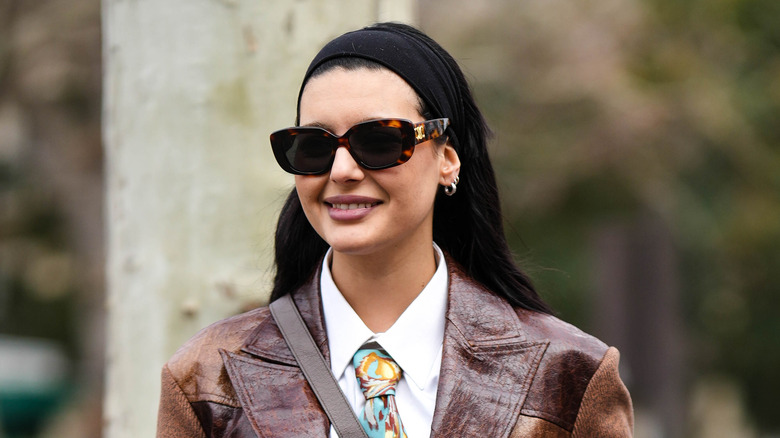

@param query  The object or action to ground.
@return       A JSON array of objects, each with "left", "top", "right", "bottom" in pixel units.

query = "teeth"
[{"left": 333, "top": 203, "right": 372, "bottom": 210}]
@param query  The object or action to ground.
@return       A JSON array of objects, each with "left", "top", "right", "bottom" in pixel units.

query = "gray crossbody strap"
[{"left": 269, "top": 294, "right": 369, "bottom": 438}]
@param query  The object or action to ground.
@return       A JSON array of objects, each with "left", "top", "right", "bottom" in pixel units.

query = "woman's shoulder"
[
  {"left": 514, "top": 306, "right": 609, "bottom": 360},
  {"left": 511, "top": 307, "right": 630, "bottom": 432},
  {"left": 448, "top": 269, "right": 632, "bottom": 432},
  {"left": 164, "top": 306, "right": 271, "bottom": 380}
]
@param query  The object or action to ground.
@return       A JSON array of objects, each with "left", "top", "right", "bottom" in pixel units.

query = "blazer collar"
[
  {"left": 221, "top": 272, "right": 332, "bottom": 437},
  {"left": 429, "top": 260, "right": 547, "bottom": 438},
  {"left": 224, "top": 258, "right": 546, "bottom": 438},
  {"left": 241, "top": 273, "right": 329, "bottom": 365}
]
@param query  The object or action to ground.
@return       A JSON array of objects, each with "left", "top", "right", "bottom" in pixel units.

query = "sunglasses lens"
[
  {"left": 349, "top": 126, "right": 406, "bottom": 168},
  {"left": 284, "top": 132, "right": 335, "bottom": 173}
]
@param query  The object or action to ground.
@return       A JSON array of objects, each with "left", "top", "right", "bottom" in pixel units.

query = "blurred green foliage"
[
  {"left": 0, "top": 170, "right": 78, "bottom": 357},
  {"left": 426, "top": 0, "right": 779, "bottom": 432}
]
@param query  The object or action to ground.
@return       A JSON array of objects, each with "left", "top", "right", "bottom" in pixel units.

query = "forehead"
[{"left": 298, "top": 67, "right": 422, "bottom": 129}]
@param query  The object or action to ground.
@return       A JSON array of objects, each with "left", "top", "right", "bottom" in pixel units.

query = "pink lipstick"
[{"left": 324, "top": 195, "right": 382, "bottom": 221}]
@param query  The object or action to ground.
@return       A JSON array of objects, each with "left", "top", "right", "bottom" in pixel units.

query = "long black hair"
[{"left": 270, "top": 22, "right": 551, "bottom": 314}]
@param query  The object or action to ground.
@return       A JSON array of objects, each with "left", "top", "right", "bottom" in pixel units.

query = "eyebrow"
[{"left": 301, "top": 121, "right": 331, "bottom": 129}]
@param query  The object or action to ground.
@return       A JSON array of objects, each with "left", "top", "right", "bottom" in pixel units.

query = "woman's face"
[{"left": 296, "top": 67, "right": 459, "bottom": 257}]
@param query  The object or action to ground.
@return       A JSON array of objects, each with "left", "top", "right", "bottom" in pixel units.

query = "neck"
[{"left": 330, "top": 240, "right": 437, "bottom": 333}]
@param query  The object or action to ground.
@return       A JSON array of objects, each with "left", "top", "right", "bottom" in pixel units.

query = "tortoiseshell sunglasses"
[{"left": 270, "top": 118, "right": 450, "bottom": 175}]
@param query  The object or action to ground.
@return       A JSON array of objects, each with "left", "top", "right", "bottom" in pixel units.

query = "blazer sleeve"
[
  {"left": 157, "top": 364, "right": 208, "bottom": 438},
  {"left": 571, "top": 347, "right": 634, "bottom": 437}
]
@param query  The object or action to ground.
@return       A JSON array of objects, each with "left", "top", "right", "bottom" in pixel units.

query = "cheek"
[
  {"left": 381, "top": 167, "right": 439, "bottom": 207},
  {"left": 294, "top": 176, "right": 323, "bottom": 212},
  {"left": 408, "top": 150, "right": 445, "bottom": 189}
]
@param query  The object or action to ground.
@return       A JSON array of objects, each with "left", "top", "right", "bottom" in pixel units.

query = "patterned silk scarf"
[{"left": 352, "top": 342, "right": 408, "bottom": 438}]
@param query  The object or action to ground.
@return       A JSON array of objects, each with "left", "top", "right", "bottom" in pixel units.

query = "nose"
[{"left": 329, "top": 146, "right": 364, "bottom": 183}]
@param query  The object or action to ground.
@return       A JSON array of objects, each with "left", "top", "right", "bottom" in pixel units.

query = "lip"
[{"left": 324, "top": 195, "right": 382, "bottom": 221}]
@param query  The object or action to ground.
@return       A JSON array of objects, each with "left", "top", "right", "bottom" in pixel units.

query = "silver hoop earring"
[{"left": 443, "top": 176, "right": 459, "bottom": 196}]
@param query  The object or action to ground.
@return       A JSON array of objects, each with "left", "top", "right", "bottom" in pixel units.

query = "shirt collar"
[{"left": 321, "top": 244, "right": 448, "bottom": 390}]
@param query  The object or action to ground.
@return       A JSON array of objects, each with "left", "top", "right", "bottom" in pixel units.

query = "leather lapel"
[
  {"left": 221, "top": 275, "right": 332, "bottom": 438},
  {"left": 430, "top": 262, "right": 547, "bottom": 438}
]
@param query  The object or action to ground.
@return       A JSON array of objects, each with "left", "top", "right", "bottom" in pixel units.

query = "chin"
[
  {"left": 328, "top": 242, "right": 379, "bottom": 257},
  {"left": 325, "top": 234, "right": 386, "bottom": 257}
]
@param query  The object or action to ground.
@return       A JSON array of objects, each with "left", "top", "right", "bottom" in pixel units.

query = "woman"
[{"left": 157, "top": 22, "right": 633, "bottom": 437}]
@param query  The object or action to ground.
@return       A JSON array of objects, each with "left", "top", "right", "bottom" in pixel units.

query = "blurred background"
[{"left": 1, "top": 0, "right": 778, "bottom": 437}]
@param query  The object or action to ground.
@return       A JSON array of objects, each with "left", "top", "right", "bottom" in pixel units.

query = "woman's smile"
[{"left": 324, "top": 195, "right": 382, "bottom": 220}]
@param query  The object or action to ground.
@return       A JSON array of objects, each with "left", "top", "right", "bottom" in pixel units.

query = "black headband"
[{"left": 296, "top": 26, "right": 463, "bottom": 146}]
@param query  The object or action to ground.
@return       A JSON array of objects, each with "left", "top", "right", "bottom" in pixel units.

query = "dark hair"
[{"left": 270, "top": 22, "right": 551, "bottom": 314}]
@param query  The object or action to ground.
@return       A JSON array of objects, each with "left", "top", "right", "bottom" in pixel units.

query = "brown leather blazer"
[{"left": 157, "top": 260, "right": 633, "bottom": 437}]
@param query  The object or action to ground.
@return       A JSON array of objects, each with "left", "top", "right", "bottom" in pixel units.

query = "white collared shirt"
[{"left": 322, "top": 244, "right": 448, "bottom": 438}]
